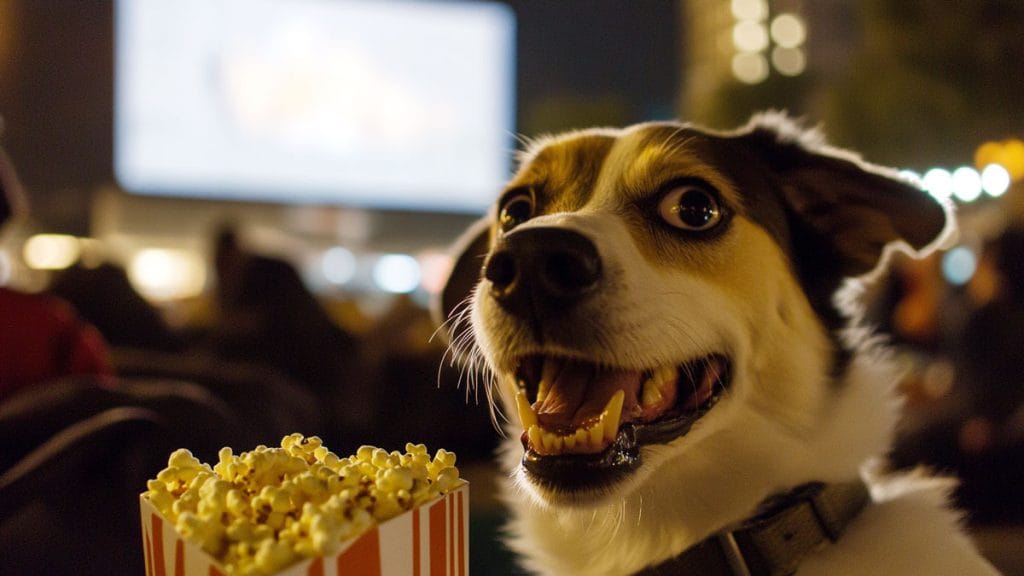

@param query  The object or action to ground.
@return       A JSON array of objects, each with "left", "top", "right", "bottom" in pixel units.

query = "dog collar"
[{"left": 636, "top": 479, "right": 871, "bottom": 576}]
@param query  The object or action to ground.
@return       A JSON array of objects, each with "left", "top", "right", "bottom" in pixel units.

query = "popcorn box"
[{"left": 141, "top": 482, "right": 469, "bottom": 576}]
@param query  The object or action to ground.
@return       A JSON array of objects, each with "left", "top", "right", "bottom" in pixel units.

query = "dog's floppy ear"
[
  {"left": 432, "top": 217, "right": 492, "bottom": 346},
  {"left": 738, "top": 114, "right": 952, "bottom": 282}
]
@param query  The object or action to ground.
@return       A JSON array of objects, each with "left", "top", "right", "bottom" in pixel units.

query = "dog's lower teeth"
[
  {"left": 525, "top": 390, "right": 624, "bottom": 455},
  {"left": 574, "top": 427, "right": 588, "bottom": 447},
  {"left": 587, "top": 424, "right": 603, "bottom": 448}
]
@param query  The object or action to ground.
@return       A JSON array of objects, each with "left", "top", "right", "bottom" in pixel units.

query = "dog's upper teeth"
[
  {"left": 641, "top": 383, "right": 663, "bottom": 408},
  {"left": 537, "top": 379, "right": 551, "bottom": 402},
  {"left": 641, "top": 365, "right": 676, "bottom": 408},
  {"left": 516, "top": 391, "right": 538, "bottom": 429},
  {"left": 603, "top": 389, "right": 624, "bottom": 442},
  {"left": 523, "top": 389, "right": 625, "bottom": 456}
]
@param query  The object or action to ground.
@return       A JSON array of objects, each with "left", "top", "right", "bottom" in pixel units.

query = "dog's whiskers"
[
  {"left": 652, "top": 125, "right": 696, "bottom": 160},
  {"left": 437, "top": 292, "right": 511, "bottom": 433},
  {"left": 635, "top": 494, "right": 644, "bottom": 527},
  {"left": 507, "top": 130, "right": 537, "bottom": 155}
]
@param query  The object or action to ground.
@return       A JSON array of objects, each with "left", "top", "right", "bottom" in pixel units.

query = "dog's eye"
[
  {"left": 499, "top": 191, "right": 535, "bottom": 232},
  {"left": 658, "top": 184, "right": 724, "bottom": 232}
]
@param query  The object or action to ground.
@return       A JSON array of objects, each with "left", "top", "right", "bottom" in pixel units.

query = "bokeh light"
[
  {"left": 321, "top": 246, "right": 357, "bottom": 285},
  {"left": 730, "top": 0, "right": 767, "bottom": 21},
  {"left": 769, "top": 14, "right": 806, "bottom": 48},
  {"left": 922, "top": 168, "right": 953, "bottom": 200},
  {"left": 771, "top": 46, "right": 806, "bottom": 76},
  {"left": 417, "top": 251, "right": 453, "bottom": 296},
  {"left": 22, "top": 234, "right": 81, "bottom": 270},
  {"left": 732, "top": 52, "right": 769, "bottom": 84},
  {"left": 128, "top": 248, "right": 206, "bottom": 301},
  {"left": 372, "top": 253, "right": 421, "bottom": 294},
  {"left": 951, "top": 166, "right": 982, "bottom": 203},
  {"left": 732, "top": 20, "right": 769, "bottom": 53},
  {"left": 980, "top": 164, "right": 1011, "bottom": 197},
  {"left": 942, "top": 245, "right": 977, "bottom": 286}
]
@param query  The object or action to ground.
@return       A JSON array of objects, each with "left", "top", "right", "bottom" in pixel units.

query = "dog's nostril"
[
  {"left": 542, "top": 250, "right": 600, "bottom": 296},
  {"left": 484, "top": 250, "right": 518, "bottom": 291}
]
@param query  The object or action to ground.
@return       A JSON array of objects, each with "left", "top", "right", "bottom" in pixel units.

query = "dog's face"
[{"left": 440, "top": 115, "right": 948, "bottom": 511}]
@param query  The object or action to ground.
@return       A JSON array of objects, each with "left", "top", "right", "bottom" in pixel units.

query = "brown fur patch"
[{"left": 508, "top": 131, "right": 618, "bottom": 214}]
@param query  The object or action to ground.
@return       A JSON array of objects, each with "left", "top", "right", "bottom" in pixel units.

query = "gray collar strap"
[{"left": 636, "top": 480, "right": 872, "bottom": 576}]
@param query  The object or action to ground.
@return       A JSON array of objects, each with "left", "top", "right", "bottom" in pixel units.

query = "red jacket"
[{"left": 0, "top": 286, "right": 114, "bottom": 399}]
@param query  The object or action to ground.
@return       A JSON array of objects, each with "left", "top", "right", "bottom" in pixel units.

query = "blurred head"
[
  {"left": 1, "top": 118, "right": 29, "bottom": 228},
  {"left": 213, "top": 222, "right": 243, "bottom": 269}
]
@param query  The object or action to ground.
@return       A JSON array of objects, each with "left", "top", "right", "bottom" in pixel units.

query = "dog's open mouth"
[{"left": 512, "top": 354, "right": 731, "bottom": 490}]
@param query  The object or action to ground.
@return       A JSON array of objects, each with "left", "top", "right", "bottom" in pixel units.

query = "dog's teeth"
[
  {"left": 537, "top": 379, "right": 551, "bottom": 402},
  {"left": 523, "top": 389, "right": 624, "bottom": 455},
  {"left": 563, "top": 432, "right": 577, "bottom": 449},
  {"left": 642, "top": 365, "right": 676, "bottom": 408},
  {"left": 603, "top": 389, "right": 624, "bottom": 442},
  {"left": 527, "top": 425, "right": 543, "bottom": 452},
  {"left": 543, "top": 430, "right": 561, "bottom": 452},
  {"left": 641, "top": 377, "right": 663, "bottom": 407},
  {"left": 515, "top": 391, "right": 538, "bottom": 429},
  {"left": 548, "top": 431, "right": 564, "bottom": 452},
  {"left": 574, "top": 427, "right": 589, "bottom": 449}
]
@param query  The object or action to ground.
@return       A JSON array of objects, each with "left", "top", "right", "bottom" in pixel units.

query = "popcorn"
[{"left": 143, "top": 436, "right": 462, "bottom": 576}]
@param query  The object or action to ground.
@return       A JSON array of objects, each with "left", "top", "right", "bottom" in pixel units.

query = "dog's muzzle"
[
  {"left": 484, "top": 227, "right": 602, "bottom": 327},
  {"left": 480, "top": 226, "right": 733, "bottom": 494}
]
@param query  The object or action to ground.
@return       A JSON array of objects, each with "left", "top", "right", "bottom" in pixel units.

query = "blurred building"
[{"left": 685, "top": 1, "right": 1024, "bottom": 166}]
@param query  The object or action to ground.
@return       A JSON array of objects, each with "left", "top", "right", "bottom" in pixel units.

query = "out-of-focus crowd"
[{"left": 0, "top": 131, "right": 498, "bottom": 573}]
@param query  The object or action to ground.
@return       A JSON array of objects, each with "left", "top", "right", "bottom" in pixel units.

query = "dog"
[{"left": 436, "top": 113, "right": 1001, "bottom": 575}]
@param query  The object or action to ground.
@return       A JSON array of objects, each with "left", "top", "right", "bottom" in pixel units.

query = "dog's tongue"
[{"left": 533, "top": 359, "right": 642, "bottom": 432}]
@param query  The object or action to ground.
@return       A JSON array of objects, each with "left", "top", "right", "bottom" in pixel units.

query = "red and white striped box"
[{"left": 140, "top": 483, "right": 469, "bottom": 576}]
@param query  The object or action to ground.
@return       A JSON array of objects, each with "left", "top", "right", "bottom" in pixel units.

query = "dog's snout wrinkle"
[{"left": 484, "top": 227, "right": 602, "bottom": 322}]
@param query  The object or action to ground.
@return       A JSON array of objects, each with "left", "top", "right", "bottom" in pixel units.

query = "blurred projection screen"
[{"left": 115, "top": 0, "right": 516, "bottom": 212}]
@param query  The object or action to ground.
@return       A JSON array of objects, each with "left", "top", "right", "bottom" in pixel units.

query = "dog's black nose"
[{"left": 483, "top": 227, "right": 602, "bottom": 318}]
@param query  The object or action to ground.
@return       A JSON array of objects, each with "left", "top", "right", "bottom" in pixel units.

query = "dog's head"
[{"left": 438, "top": 114, "right": 949, "bottom": 509}]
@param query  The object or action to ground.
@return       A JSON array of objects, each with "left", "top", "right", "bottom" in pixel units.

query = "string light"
[{"left": 729, "top": 4, "right": 806, "bottom": 84}]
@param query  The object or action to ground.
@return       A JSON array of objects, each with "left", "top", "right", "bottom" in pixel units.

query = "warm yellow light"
[
  {"left": 770, "top": 14, "right": 807, "bottom": 48},
  {"left": 1001, "top": 139, "right": 1024, "bottom": 181},
  {"left": 975, "top": 139, "right": 1024, "bottom": 182},
  {"left": 128, "top": 248, "right": 207, "bottom": 301},
  {"left": 731, "top": 0, "right": 767, "bottom": 21},
  {"left": 975, "top": 141, "right": 1002, "bottom": 169},
  {"left": 22, "top": 234, "right": 81, "bottom": 270},
  {"left": 771, "top": 46, "right": 806, "bottom": 76},
  {"left": 732, "top": 52, "right": 769, "bottom": 84},
  {"left": 733, "top": 20, "right": 769, "bottom": 53}
]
